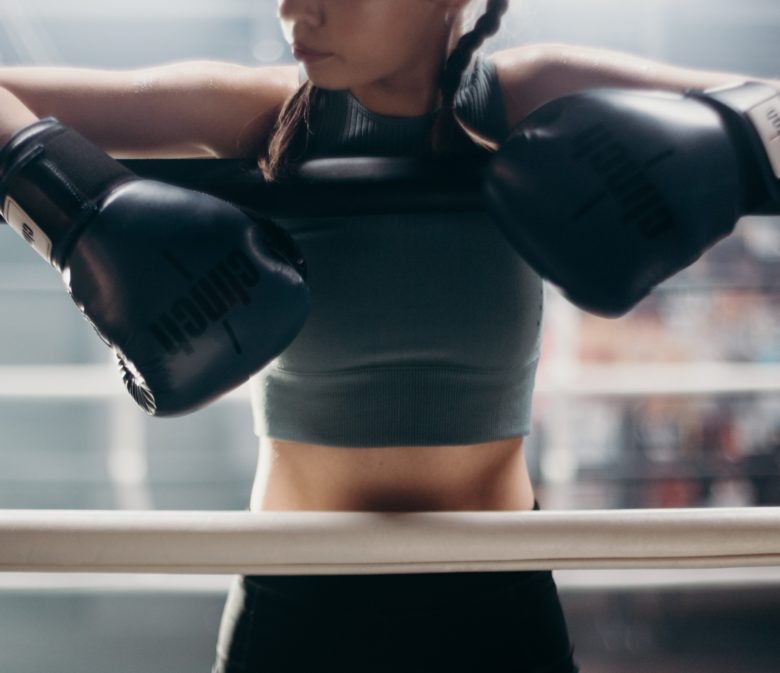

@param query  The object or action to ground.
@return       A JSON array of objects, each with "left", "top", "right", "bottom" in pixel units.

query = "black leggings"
[{"left": 212, "top": 568, "right": 579, "bottom": 672}]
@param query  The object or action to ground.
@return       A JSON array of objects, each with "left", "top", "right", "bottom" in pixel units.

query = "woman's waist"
[{"left": 250, "top": 436, "right": 535, "bottom": 512}]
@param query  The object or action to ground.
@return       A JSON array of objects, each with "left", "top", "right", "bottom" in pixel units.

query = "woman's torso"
[{"left": 250, "top": 60, "right": 537, "bottom": 514}]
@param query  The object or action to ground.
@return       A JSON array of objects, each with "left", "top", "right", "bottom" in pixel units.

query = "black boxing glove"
[
  {"left": 0, "top": 118, "right": 310, "bottom": 416},
  {"left": 483, "top": 82, "right": 780, "bottom": 317}
]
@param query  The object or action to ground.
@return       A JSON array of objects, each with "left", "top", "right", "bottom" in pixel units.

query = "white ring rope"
[
  {"left": 1, "top": 507, "right": 779, "bottom": 575},
  {"left": 2, "top": 362, "right": 780, "bottom": 399}
]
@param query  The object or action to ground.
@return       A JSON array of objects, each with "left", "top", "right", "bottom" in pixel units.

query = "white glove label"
[
  {"left": 747, "top": 94, "right": 780, "bottom": 179},
  {"left": 3, "top": 196, "right": 53, "bottom": 262}
]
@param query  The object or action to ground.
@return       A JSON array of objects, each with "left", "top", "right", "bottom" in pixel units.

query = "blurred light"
[
  {"left": 252, "top": 38, "right": 285, "bottom": 63},
  {"left": 742, "top": 216, "right": 780, "bottom": 260},
  {"left": 541, "top": 445, "right": 579, "bottom": 482}
]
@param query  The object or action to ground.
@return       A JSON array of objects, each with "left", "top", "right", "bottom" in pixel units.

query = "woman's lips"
[{"left": 293, "top": 45, "right": 332, "bottom": 63}]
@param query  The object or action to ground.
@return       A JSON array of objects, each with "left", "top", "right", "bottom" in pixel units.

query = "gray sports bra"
[{"left": 250, "top": 53, "right": 544, "bottom": 447}]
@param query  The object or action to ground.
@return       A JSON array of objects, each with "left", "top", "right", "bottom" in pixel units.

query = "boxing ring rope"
[
  {"left": 2, "top": 361, "right": 780, "bottom": 400},
  {"left": 1, "top": 507, "right": 779, "bottom": 575}
]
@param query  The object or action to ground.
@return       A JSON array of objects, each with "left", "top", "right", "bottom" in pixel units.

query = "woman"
[{"left": 0, "top": 1, "right": 777, "bottom": 671}]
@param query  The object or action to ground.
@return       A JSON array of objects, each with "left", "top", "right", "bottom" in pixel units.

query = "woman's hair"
[{"left": 260, "top": 0, "right": 510, "bottom": 182}]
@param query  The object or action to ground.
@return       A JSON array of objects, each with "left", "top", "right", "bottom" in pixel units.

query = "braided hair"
[
  {"left": 260, "top": 0, "right": 510, "bottom": 181},
  {"left": 429, "top": 0, "right": 509, "bottom": 156}
]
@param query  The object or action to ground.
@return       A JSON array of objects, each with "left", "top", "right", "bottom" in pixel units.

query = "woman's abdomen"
[{"left": 250, "top": 436, "right": 536, "bottom": 512}]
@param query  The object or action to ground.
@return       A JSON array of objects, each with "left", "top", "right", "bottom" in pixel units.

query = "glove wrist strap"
[
  {"left": 0, "top": 117, "right": 135, "bottom": 270},
  {"left": 691, "top": 81, "right": 780, "bottom": 214}
]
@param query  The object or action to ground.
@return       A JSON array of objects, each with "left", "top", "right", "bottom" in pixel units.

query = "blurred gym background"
[{"left": 0, "top": 1, "right": 779, "bottom": 671}]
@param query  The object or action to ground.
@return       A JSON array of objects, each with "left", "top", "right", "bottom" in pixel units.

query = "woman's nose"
[{"left": 277, "top": 0, "right": 324, "bottom": 27}]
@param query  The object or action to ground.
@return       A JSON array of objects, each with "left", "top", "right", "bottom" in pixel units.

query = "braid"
[{"left": 430, "top": 0, "right": 510, "bottom": 156}]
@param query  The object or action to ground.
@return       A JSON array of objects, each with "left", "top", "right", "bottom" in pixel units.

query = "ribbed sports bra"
[{"left": 249, "top": 53, "right": 544, "bottom": 447}]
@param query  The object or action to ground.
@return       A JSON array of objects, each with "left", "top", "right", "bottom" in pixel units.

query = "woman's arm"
[
  {"left": 0, "top": 61, "right": 297, "bottom": 158},
  {"left": 493, "top": 42, "right": 780, "bottom": 129}
]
